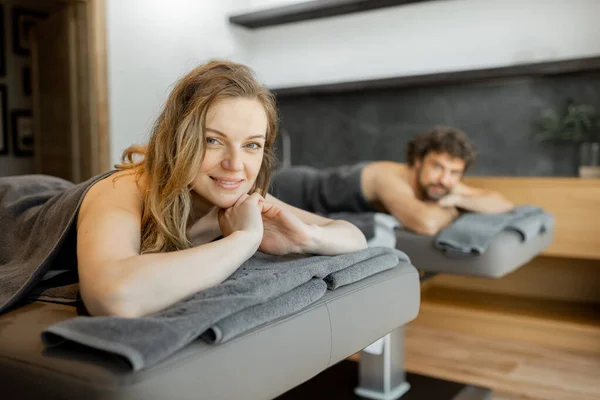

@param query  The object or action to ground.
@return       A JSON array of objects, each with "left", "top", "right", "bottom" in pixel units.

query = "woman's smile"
[{"left": 210, "top": 176, "right": 244, "bottom": 190}]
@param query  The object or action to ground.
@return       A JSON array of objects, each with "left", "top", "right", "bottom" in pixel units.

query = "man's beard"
[
  {"left": 417, "top": 167, "right": 450, "bottom": 200},
  {"left": 421, "top": 183, "right": 450, "bottom": 201}
]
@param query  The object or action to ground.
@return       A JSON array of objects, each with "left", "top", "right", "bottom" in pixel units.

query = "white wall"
[
  {"left": 0, "top": 0, "right": 62, "bottom": 176},
  {"left": 105, "top": 0, "right": 253, "bottom": 165},
  {"left": 105, "top": 0, "right": 600, "bottom": 165},
  {"left": 244, "top": 0, "right": 600, "bottom": 88},
  {"left": 244, "top": 0, "right": 302, "bottom": 11}
]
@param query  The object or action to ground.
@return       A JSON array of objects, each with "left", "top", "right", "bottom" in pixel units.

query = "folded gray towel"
[
  {"left": 41, "top": 246, "right": 409, "bottom": 371},
  {"left": 506, "top": 210, "right": 554, "bottom": 241},
  {"left": 270, "top": 164, "right": 377, "bottom": 238},
  {"left": 324, "top": 252, "right": 402, "bottom": 289},
  {"left": 202, "top": 278, "right": 327, "bottom": 344},
  {"left": 434, "top": 205, "right": 554, "bottom": 257}
]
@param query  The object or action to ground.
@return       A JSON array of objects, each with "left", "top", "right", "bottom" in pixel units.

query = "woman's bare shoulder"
[{"left": 78, "top": 170, "right": 146, "bottom": 228}]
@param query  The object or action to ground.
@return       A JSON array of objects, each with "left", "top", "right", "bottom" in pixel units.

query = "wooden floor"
[{"left": 404, "top": 322, "right": 600, "bottom": 400}]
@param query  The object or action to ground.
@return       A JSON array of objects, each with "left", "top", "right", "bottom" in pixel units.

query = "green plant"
[{"left": 535, "top": 99, "right": 600, "bottom": 143}]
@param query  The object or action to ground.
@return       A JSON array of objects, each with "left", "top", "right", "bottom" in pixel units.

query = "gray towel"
[
  {"left": 270, "top": 163, "right": 377, "bottom": 238},
  {"left": 205, "top": 251, "right": 403, "bottom": 344},
  {"left": 41, "top": 247, "right": 409, "bottom": 371},
  {"left": 324, "top": 252, "right": 402, "bottom": 288},
  {"left": 367, "top": 214, "right": 402, "bottom": 249},
  {"left": 434, "top": 205, "right": 554, "bottom": 257},
  {"left": 507, "top": 209, "right": 554, "bottom": 241},
  {"left": 28, "top": 271, "right": 80, "bottom": 305},
  {"left": 202, "top": 278, "right": 327, "bottom": 344},
  {"left": 0, "top": 172, "right": 114, "bottom": 314}
]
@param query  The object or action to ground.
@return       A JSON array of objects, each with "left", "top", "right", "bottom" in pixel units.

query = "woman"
[{"left": 76, "top": 60, "right": 367, "bottom": 318}]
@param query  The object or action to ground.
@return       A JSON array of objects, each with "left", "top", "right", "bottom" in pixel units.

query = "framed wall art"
[
  {"left": 11, "top": 109, "right": 33, "bottom": 157},
  {"left": 0, "top": 85, "right": 7, "bottom": 155},
  {"left": 12, "top": 8, "right": 48, "bottom": 56},
  {"left": 0, "top": 6, "right": 6, "bottom": 76}
]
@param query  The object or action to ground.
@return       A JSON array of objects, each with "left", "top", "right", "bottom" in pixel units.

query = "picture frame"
[
  {"left": 11, "top": 109, "right": 33, "bottom": 157},
  {"left": 0, "top": 86, "right": 7, "bottom": 155},
  {"left": 0, "top": 6, "right": 6, "bottom": 76},
  {"left": 12, "top": 8, "right": 48, "bottom": 56}
]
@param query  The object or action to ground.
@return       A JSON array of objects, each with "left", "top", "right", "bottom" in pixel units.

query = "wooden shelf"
[
  {"left": 271, "top": 56, "right": 600, "bottom": 97},
  {"left": 229, "top": 0, "right": 436, "bottom": 29}
]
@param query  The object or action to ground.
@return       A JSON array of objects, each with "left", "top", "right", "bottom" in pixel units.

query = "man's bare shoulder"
[
  {"left": 365, "top": 160, "right": 407, "bottom": 173},
  {"left": 362, "top": 161, "right": 412, "bottom": 201},
  {"left": 365, "top": 161, "right": 410, "bottom": 184}
]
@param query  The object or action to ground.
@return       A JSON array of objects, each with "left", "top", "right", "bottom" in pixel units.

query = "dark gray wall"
[{"left": 274, "top": 71, "right": 600, "bottom": 176}]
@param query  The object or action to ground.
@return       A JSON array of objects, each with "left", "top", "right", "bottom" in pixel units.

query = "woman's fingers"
[
  {"left": 234, "top": 193, "right": 250, "bottom": 208},
  {"left": 247, "top": 192, "right": 264, "bottom": 202},
  {"left": 260, "top": 200, "right": 275, "bottom": 212},
  {"left": 261, "top": 202, "right": 282, "bottom": 218},
  {"left": 243, "top": 192, "right": 264, "bottom": 210}
]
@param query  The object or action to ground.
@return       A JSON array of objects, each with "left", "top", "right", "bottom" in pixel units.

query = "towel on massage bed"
[{"left": 433, "top": 205, "right": 553, "bottom": 257}]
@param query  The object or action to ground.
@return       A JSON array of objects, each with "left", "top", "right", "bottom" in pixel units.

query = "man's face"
[{"left": 415, "top": 152, "right": 466, "bottom": 201}]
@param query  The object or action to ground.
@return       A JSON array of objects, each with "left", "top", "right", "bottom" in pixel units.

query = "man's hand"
[
  {"left": 438, "top": 193, "right": 463, "bottom": 208},
  {"left": 450, "top": 183, "right": 514, "bottom": 213}
]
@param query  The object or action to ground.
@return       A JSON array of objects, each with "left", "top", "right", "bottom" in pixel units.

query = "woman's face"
[{"left": 190, "top": 97, "right": 268, "bottom": 209}]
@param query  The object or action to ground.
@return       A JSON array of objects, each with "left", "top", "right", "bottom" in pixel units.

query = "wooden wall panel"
[{"left": 463, "top": 177, "right": 600, "bottom": 260}]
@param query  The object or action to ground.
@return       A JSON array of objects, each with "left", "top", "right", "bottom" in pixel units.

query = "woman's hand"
[
  {"left": 218, "top": 193, "right": 264, "bottom": 253},
  {"left": 258, "top": 200, "right": 315, "bottom": 255}
]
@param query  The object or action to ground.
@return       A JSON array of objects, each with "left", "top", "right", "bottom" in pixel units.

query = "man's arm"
[
  {"left": 376, "top": 173, "right": 459, "bottom": 236},
  {"left": 440, "top": 183, "right": 514, "bottom": 213}
]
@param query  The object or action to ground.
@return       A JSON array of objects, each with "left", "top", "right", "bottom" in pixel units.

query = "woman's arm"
[
  {"left": 77, "top": 174, "right": 260, "bottom": 318},
  {"left": 264, "top": 194, "right": 368, "bottom": 255}
]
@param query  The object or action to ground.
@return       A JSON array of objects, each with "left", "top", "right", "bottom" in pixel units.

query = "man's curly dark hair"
[{"left": 406, "top": 126, "right": 477, "bottom": 171}]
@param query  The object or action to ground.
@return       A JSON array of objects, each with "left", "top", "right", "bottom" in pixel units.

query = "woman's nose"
[{"left": 221, "top": 148, "right": 243, "bottom": 171}]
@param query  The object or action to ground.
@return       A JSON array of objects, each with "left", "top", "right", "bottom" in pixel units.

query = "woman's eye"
[
  {"left": 246, "top": 142, "right": 262, "bottom": 150},
  {"left": 206, "top": 138, "right": 219, "bottom": 145}
]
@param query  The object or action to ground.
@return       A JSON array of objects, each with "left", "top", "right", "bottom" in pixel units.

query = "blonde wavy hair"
[{"left": 116, "top": 60, "right": 279, "bottom": 253}]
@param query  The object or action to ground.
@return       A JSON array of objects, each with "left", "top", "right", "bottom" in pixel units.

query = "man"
[
  {"left": 270, "top": 126, "right": 513, "bottom": 236},
  {"left": 360, "top": 126, "right": 514, "bottom": 235}
]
